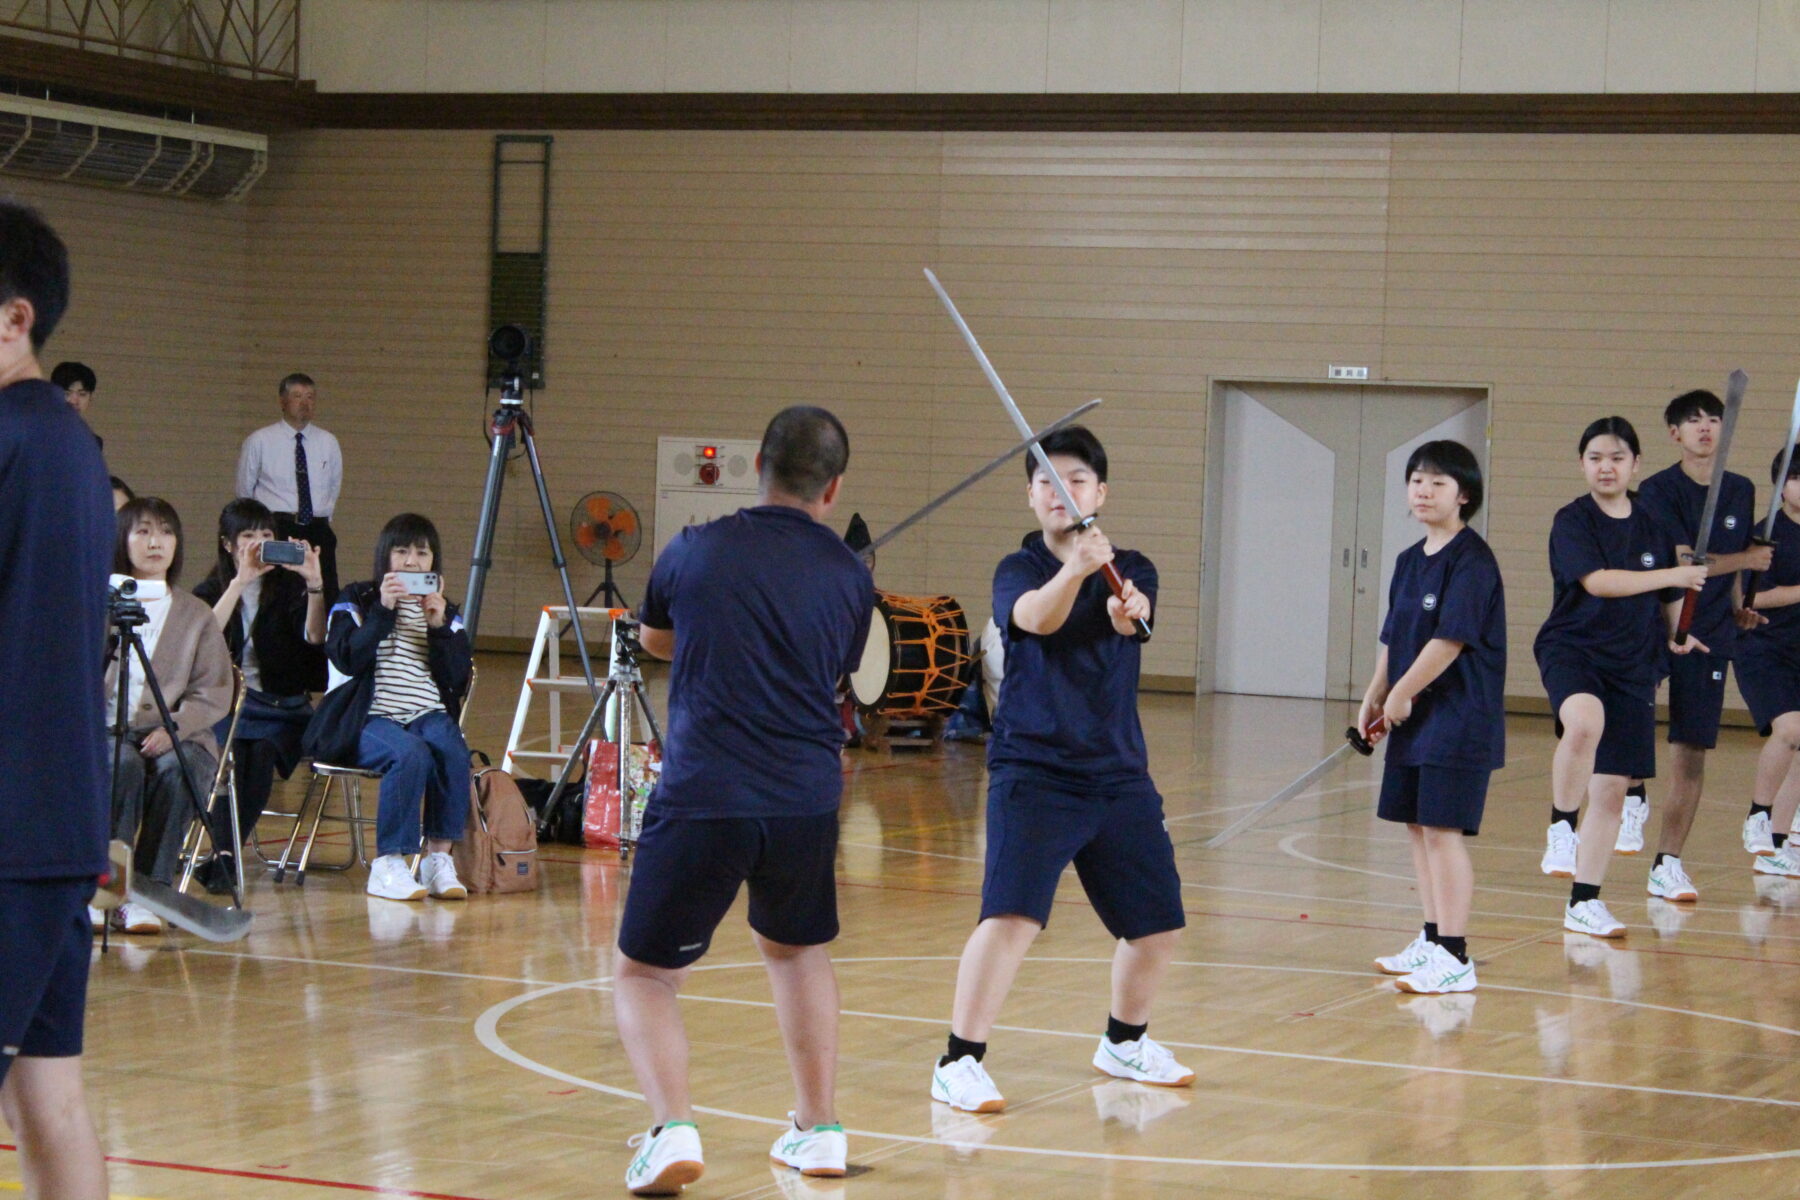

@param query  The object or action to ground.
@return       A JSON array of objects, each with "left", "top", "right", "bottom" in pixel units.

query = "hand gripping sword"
[
  {"left": 1674, "top": 368, "right": 1748, "bottom": 645},
  {"left": 1741, "top": 377, "right": 1800, "bottom": 612},
  {"left": 1202, "top": 718, "right": 1388, "bottom": 849},
  {"left": 923, "top": 269, "right": 1151, "bottom": 642}
]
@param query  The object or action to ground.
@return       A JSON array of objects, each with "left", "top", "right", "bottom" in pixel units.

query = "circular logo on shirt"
[
  {"left": 1725, "top": 515, "right": 1739, "bottom": 529},
  {"left": 1640, "top": 552, "right": 1656, "bottom": 567},
  {"left": 1422, "top": 593, "right": 1438, "bottom": 611}
]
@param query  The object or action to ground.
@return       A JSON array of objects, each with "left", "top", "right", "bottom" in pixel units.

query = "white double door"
[{"left": 1212, "top": 383, "right": 1489, "bottom": 701}]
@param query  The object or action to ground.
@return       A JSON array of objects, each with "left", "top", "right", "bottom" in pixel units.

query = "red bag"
[{"left": 582, "top": 738, "right": 660, "bottom": 850}]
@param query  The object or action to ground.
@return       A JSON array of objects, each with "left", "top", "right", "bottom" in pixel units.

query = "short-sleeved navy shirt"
[
  {"left": 987, "top": 533, "right": 1156, "bottom": 792},
  {"left": 1741, "top": 509, "right": 1800, "bottom": 666},
  {"left": 0, "top": 379, "right": 114, "bottom": 879},
  {"left": 639, "top": 505, "right": 874, "bottom": 819},
  {"left": 1635, "top": 463, "right": 1755, "bottom": 655},
  {"left": 1379, "top": 527, "right": 1507, "bottom": 770},
  {"left": 1533, "top": 494, "right": 1677, "bottom": 684}
]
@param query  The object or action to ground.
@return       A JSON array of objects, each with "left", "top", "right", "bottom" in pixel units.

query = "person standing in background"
[{"left": 236, "top": 372, "right": 342, "bottom": 603}]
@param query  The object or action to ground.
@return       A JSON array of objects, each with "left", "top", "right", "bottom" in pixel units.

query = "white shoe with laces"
[
  {"left": 1374, "top": 931, "right": 1433, "bottom": 976},
  {"left": 1394, "top": 943, "right": 1477, "bottom": 995},
  {"left": 1564, "top": 898, "right": 1626, "bottom": 938},
  {"left": 1541, "top": 821, "right": 1579, "bottom": 877},
  {"left": 1615, "top": 795, "right": 1649, "bottom": 854},
  {"left": 931, "top": 1054, "right": 1005, "bottom": 1112},
  {"left": 1092, "top": 1034, "right": 1194, "bottom": 1087},
  {"left": 1647, "top": 857, "right": 1699, "bottom": 901},
  {"left": 115, "top": 901, "right": 162, "bottom": 934},
  {"left": 417, "top": 851, "right": 467, "bottom": 899},
  {"left": 769, "top": 1114, "right": 846, "bottom": 1177},
  {"left": 625, "top": 1121, "right": 703, "bottom": 1196},
  {"left": 365, "top": 853, "right": 426, "bottom": 901},
  {"left": 1752, "top": 847, "right": 1800, "bottom": 878},
  {"left": 1744, "top": 811, "right": 1777, "bottom": 856}
]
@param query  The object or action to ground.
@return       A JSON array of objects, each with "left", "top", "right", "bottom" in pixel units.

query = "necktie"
[{"left": 294, "top": 431, "right": 314, "bottom": 524}]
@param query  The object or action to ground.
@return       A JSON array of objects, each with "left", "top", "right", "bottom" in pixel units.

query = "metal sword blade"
[
  {"left": 1692, "top": 368, "right": 1748, "bottom": 561},
  {"left": 1202, "top": 740, "right": 1361, "bottom": 849},
  {"left": 1761, "top": 378, "right": 1800, "bottom": 542}
]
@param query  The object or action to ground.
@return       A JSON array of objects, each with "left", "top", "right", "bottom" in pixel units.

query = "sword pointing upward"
[
  {"left": 1742, "top": 377, "right": 1800, "bottom": 612},
  {"left": 923, "top": 268, "right": 1151, "bottom": 642},
  {"left": 1674, "top": 368, "right": 1748, "bottom": 646},
  {"left": 1203, "top": 719, "right": 1388, "bottom": 849}
]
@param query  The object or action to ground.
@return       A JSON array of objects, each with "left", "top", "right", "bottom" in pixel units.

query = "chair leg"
[
  {"left": 274, "top": 771, "right": 322, "bottom": 884},
  {"left": 294, "top": 776, "right": 336, "bottom": 886}
]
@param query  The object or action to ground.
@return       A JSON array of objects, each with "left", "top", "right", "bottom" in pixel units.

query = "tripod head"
[
  {"left": 489, "top": 324, "right": 532, "bottom": 407},
  {"left": 106, "top": 575, "right": 157, "bottom": 632}
]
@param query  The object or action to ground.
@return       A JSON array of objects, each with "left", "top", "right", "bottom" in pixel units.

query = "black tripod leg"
[
  {"left": 131, "top": 640, "right": 218, "bottom": 884},
  {"left": 515, "top": 414, "right": 600, "bottom": 695},
  {"left": 463, "top": 411, "right": 516, "bottom": 641},
  {"left": 543, "top": 679, "right": 619, "bottom": 824}
]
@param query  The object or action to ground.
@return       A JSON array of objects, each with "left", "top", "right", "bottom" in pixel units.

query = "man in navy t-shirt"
[
  {"left": 0, "top": 202, "right": 110, "bottom": 1196},
  {"left": 613, "top": 405, "right": 873, "bottom": 1193},
  {"left": 1628, "top": 389, "right": 1770, "bottom": 900},
  {"left": 929, "top": 426, "right": 1191, "bottom": 1118}
]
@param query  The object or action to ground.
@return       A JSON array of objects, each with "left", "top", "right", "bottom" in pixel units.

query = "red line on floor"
[{"left": 0, "top": 1144, "right": 496, "bottom": 1200}]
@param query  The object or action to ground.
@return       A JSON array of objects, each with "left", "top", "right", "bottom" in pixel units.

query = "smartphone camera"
[
  {"left": 259, "top": 540, "right": 306, "bottom": 566},
  {"left": 396, "top": 571, "right": 441, "bottom": 595}
]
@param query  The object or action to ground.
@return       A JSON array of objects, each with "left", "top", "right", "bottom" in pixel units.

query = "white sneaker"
[
  {"left": 1091, "top": 1078, "right": 1191, "bottom": 1130},
  {"left": 1092, "top": 1034, "right": 1194, "bottom": 1087},
  {"left": 769, "top": 1114, "right": 846, "bottom": 1178},
  {"left": 1373, "top": 931, "right": 1433, "bottom": 976},
  {"left": 1394, "top": 943, "right": 1477, "bottom": 994},
  {"left": 418, "top": 851, "right": 468, "bottom": 899},
  {"left": 115, "top": 901, "right": 163, "bottom": 934},
  {"left": 1541, "top": 821, "right": 1579, "bottom": 877},
  {"left": 1397, "top": 993, "right": 1476, "bottom": 1037},
  {"left": 1564, "top": 898, "right": 1626, "bottom": 938},
  {"left": 88, "top": 905, "right": 107, "bottom": 932},
  {"left": 931, "top": 1054, "right": 1005, "bottom": 1113},
  {"left": 366, "top": 853, "right": 426, "bottom": 901},
  {"left": 1753, "top": 847, "right": 1800, "bottom": 878},
  {"left": 1744, "top": 811, "right": 1777, "bottom": 856},
  {"left": 1645, "top": 898, "right": 1691, "bottom": 939},
  {"left": 1647, "top": 857, "right": 1699, "bottom": 901},
  {"left": 1615, "top": 795, "right": 1649, "bottom": 854},
  {"left": 625, "top": 1121, "right": 704, "bottom": 1196}
]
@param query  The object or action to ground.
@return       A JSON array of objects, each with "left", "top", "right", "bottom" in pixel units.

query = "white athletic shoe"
[
  {"left": 1645, "top": 898, "right": 1691, "bottom": 939},
  {"left": 1373, "top": 931, "right": 1433, "bottom": 976},
  {"left": 1541, "top": 821, "right": 1579, "bottom": 877},
  {"left": 625, "top": 1121, "right": 704, "bottom": 1196},
  {"left": 769, "top": 1114, "right": 846, "bottom": 1178},
  {"left": 1647, "top": 857, "right": 1699, "bottom": 901},
  {"left": 366, "top": 853, "right": 426, "bottom": 901},
  {"left": 1092, "top": 1035, "right": 1194, "bottom": 1087},
  {"left": 1564, "top": 898, "right": 1626, "bottom": 938},
  {"left": 1091, "top": 1078, "right": 1191, "bottom": 1130},
  {"left": 417, "top": 851, "right": 468, "bottom": 899},
  {"left": 931, "top": 1054, "right": 1005, "bottom": 1113},
  {"left": 1744, "top": 811, "right": 1777, "bottom": 856},
  {"left": 1752, "top": 847, "right": 1800, "bottom": 878},
  {"left": 1397, "top": 993, "right": 1476, "bottom": 1037},
  {"left": 115, "top": 901, "right": 163, "bottom": 934},
  {"left": 1615, "top": 795, "right": 1649, "bottom": 854},
  {"left": 1394, "top": 943, "right": 1477, "bottom": 995}
]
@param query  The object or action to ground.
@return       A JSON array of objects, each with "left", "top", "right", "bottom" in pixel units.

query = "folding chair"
[{"left": 177, "top": 667, "right": 247, "bottom": 898}]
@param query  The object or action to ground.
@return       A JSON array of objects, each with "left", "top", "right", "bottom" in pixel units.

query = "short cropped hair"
[
  {"left": 0, "top": 202, "right": 69, "bottom": 351},
  {"left": 1772, "top": 445, "right": 1800, "bottom": 486},
  {"left": 372, "top": 512, "right": 443, "bottom": 582},
  {"left": 1028, "top": 425, "right": 1108, "bottom": 483},
  {"left": 1664, "top": 389, "right": 1723, "bottom": 428},
  {"left": 758, "top": 405, "right": 849, "bottom": 501},
  {"left": 1405, "top": 439, "right": 1484, "bottom": 521},
  {"left": 1579, "top": 416, "right": 1641, "bottom": 458},
  {"left": 115, "top": 496, "right": 185, "bottom": 584},
  {"left": 50, "top": 360, "right": 94, "bottom": 392},
  {"left": 279, "top": 371, "right": 315, "bottom": 396}
]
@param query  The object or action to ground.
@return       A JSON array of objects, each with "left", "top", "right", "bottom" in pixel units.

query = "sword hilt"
[
  {"left": 1347, "top": 716, "right": 1388, "bottom": 756},
  {"left": 1742, "top": 534, "right": 1775, "bottom": 611},
  {"left": 1674, "top": 551, "right": 1708, "bottom": 645}
]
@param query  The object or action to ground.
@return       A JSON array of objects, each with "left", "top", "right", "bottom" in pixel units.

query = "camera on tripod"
[
  {"left": 489, "top": 324, "right": 532, "bottom": 405},
  {"left": 107, "top": 573, "right": 166, "bottom": 628}
]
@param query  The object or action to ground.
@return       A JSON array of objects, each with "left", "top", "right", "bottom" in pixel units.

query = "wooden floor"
[{"left": 10, "top": 653, "right": 1800, "bottom": 1199}]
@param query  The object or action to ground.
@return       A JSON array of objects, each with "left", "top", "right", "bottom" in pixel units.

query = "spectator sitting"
[
  {"left": 190, "top": 499, "right": 328, "bottom": 894},
  {"left": 99, "top": 497, "right": 233, "bottom": 934}
]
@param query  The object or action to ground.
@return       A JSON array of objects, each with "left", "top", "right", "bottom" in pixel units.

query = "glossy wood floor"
[{"left": 9, "top": 654, "right": 1800, "bottom": 1199}]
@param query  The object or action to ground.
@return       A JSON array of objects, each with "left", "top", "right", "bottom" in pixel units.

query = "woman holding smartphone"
[{"left": 315, "top": 512, "right": 471, "bottom": 903}]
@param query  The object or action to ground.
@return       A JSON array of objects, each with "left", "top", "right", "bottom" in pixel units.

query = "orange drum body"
[{"left": 848, "top": 591, "right": 977, "bottom": 716}]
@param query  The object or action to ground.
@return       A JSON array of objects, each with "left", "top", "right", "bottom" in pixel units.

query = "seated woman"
[
  {"left": 190, "top": 499, "right": 328, "bottom": 893},
  {"left": 100, "top": 497, "right": 234, "bottom": 934},
  {"left": 316, "top": 513, "right": 470, "bottom": 902}
]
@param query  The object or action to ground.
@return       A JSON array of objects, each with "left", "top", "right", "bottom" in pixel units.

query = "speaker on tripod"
[{"left": 570, "top": 491, "right": 642, "bottom": 611}]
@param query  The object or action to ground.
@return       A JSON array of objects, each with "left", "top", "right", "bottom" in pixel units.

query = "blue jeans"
[{"left": 356, "top": 711, "right": 470, "bottom": 856}]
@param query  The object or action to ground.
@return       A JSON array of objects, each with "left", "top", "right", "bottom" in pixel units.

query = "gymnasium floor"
[{"left": 11, "top": 652, "right": 1800, "bottom": 1199}]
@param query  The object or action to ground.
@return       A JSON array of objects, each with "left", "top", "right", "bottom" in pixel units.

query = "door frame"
[{"left": 1198, "top": 375, "right": 1494, "bottom": 697}]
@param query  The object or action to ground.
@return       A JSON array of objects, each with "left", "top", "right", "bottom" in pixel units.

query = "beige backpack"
[{"left": 455, "top": 755, "right": 540, "bottom": 894}]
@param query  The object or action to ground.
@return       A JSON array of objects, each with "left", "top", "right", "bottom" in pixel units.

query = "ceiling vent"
[{"left": 0, "top": 94, "right": 266, "bottom": 201}]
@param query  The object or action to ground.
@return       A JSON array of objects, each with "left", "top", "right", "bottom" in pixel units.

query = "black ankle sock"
[
  {"left": 1570, "top": 882, "right": 1601, "bottom": 905},
  {"left": 1751, "top": 803, "right": 1773, "bottom": 819},
  {"left": 1106, "top": 1016, "right": 1148, "bottom": 1045},
  {"left": 1422, "top": 921, "right": 1440, "bottom": 944},
  {"left": 1777, "top": 833, "right": 1789, "bottom": 850},
  {"left": 942, "top": 1034, "right": 986, "bottom": 1066},
  {"left": 1626, "top": 783, "right": 1646, "bottom": 801},
  {"left": 1552, "top": 806, "right": 1579, "bottom": 830},
  {"left": 1438, "top": 935, "right": 1468, "bottom": 963},
  {"left": 1653, "top": 852, "right": 1670, "bottom": 868}
]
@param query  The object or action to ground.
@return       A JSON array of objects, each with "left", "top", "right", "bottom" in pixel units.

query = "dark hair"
[
  {"left": 373, "top": 512, "right": 442, "bottom": 582},
  {"left": 279, "top": 371, "right": 314, "bottom": 396},
  {"left": 1028, "top": 425, "right": 1108, "bottom": 483},
  {"left": 758, "top": 405, "right": 849, "bottom": 502},
  {"left": 109, "top": 475, "right": 132, "bottom": 500},
  {"left": 206, "top": 498, "right": 277, "bottom": 590},
  {"left": 50, "top": 360, "right": 94, "bottom": 392},
  {"left": 1405, "top": 439, "right": 1484, "bottom": 520},
  {"left": 1664, "top": 389, "right": 1723, "bottom": 429},
  {"left": 1772, "top": 445, "right": 1800, "bottom": 486},
  {"left": 0, "top": 202, "right": 69, "bottom": 351},
  {"left": 115, "top": 496, "right": 184, "bottom": 584},
  {"left": 1578, "top": 416, "right": 1641, "bottom": 458}
]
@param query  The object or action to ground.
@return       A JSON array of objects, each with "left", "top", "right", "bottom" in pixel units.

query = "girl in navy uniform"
[
  {"left": 1534, "top": 417, "right": 1707, "bottom": 938},
  {"left": 1358, "top": 441, "right": 1505, "bottom": 994},
  {"left": 1732, "top": 447, "right": 1800, "bottom": 882}
]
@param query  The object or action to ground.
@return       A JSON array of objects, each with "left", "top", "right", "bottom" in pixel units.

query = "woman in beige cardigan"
[{"left": 100, "top": 497, "right": 233, "bottom": 934}]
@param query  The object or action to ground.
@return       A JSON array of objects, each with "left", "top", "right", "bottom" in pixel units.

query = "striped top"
[{"left": 368, "top": 597, "right": 442, "bottom": 723}]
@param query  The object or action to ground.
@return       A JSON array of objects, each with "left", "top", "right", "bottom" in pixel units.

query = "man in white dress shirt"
[{"left": 236, "top": 372, "right": 343, "bottom": 601}]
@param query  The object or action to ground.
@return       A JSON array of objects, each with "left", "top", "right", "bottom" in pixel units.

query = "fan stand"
[{"left": 577, "top": 558, "right": 630, "bottom": 611}]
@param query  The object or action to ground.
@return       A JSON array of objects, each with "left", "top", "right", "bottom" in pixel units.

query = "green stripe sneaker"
[
  {"left": 1091, "top": 1034, "right": 1194, "bottom": 1087},
  {"left": 769, "top": 1112, "right": 847, "bottom": 1177},
  {"left": 1394, "top": 942, "right": 1478, "bottom": 994},
  {"left": 625, "top": 1121, "right": 703, "bottom": 1196}
]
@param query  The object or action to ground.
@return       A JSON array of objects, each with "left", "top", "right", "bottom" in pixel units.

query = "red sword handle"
[
  {"left": 1348, "top": 715, "right": 1389, "bottom": 756},
  {"left": 1741, "top": 535, "right": 1775, "bottom": 612},
  {"left": 1673, "top": 552, "right": 1708, "bottom": 646}
]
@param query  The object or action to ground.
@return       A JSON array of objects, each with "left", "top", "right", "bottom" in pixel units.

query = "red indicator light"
[{"left": 701, "top": 445, "right": 717, "bottom": 459}]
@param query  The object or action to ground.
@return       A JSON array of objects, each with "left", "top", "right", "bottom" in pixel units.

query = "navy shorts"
[
  {"left": 1665, "top": 650, "right": 1730, "bottom": 749},
  {"left": 1377, "top": 761, "right": 1491, "bottom": 836},
  {"left": 1736, "top": 651, "right": 1800, "bottom": 737},
  {"left": 0, "top": 877, "right": 94, "bottom": 1083},
  {"left": 980, "top": 779, "right": 1186, "bottom": 941},
  {"left": 616, "top": 809, "right": 839, "bottom": 970},
  {"left": 1538, "top": 652, "right": 1657, "bottom": 781}
]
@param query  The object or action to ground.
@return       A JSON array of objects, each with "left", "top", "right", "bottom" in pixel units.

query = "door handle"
[
  {"left": 1360, "top": 548, "right": 1369, "bottom": 568},
  {"left": 1343, "top": 548, "right": 1350, "bottom": 568}
]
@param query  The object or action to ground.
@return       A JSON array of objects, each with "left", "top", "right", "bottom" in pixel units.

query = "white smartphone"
[{"left": 394, "top": 571, "right": 441, "bottom": 595}]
